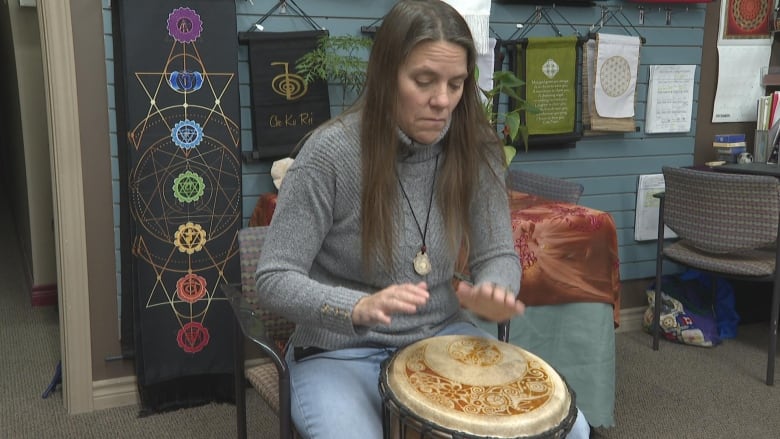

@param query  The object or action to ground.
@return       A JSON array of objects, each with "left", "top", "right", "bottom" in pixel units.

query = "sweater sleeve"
[
  {"left": 254, "top": 125, "right": 367, "bottom": 337},
  {"left": 466, "top": 160, "right": 522, "bottom": 294}
]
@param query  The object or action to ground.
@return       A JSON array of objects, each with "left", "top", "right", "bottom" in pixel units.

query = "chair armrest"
[{"left": 221, "top": 283, "right": 287, "bottom": 373}]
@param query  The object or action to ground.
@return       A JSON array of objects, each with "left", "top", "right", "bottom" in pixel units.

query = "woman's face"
[{"left": 396, "top": 40, "right": 468, "bottom": 145}]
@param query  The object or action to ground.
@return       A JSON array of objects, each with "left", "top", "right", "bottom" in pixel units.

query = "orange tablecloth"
[
  {"left": 251, "top": 190, "right": 622, "bottom": 326},
  {"left": 509, "top": 191, "right": 621, "bottom": 326}
]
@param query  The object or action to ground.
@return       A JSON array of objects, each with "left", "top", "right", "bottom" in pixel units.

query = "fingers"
[
  {"left": 456, "top": 282, "right": 525, "bottom": 322},
  {"left": 352, "top": 283, "right": 430, "bottom": 327}
]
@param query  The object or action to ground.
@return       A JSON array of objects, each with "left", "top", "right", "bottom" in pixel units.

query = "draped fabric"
[
  {"left": 115, "top": 0, "right": 241, "bottom": 413},
  {"left": 509, "top": 191, "right": 622, "bottom": 326},
  {"left": 239, "top": 30, "right": 331, "bottom": 159}
]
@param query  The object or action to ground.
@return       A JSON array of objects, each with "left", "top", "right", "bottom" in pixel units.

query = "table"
[
  {"left": 508, "top": 191, "right": 622, "bottom": 326},
  {"left": 713, "top": 162, "right": 780, "bottom": 177}
]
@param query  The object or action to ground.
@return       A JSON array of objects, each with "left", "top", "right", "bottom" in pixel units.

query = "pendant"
[{"left": 413, "top": 251, "right": 431, "bottom": 276}]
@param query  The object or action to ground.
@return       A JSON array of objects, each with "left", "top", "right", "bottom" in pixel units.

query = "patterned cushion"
[
  {"left": 665, "top": 241, "right": 775, "bottom": 277},
  {"left": 246, "top": 362, "right": 280, "bottom": 413},
  {"left": 506, "top": 169, "right": 584, "bottom": 205},
  {"left": 238, "top": 227, "right": 295, "bottom": 346},
  {"left": 662, "top": 166, "right": 780, "bottom": 254}
]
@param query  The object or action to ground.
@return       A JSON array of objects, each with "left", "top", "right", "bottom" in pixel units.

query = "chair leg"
[
  {"left": 234, "top": 318, "right": 247, "bottom": 439},
  {"left": 279, "top": 372, "right": 293, "bottom": 439},
  {"left": 653, "top": 198, "right": 666, "bottom": 351},
  {"left": 767, "top": 280, "right": 780, "bottom": 385},
  {"left": 652, "top": 275, "right": 663, "bottom": 350}
]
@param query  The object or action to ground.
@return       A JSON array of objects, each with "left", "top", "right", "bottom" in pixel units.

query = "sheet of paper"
[
  {"left": 712, "top": 0, "right": 772, "bottom": 123},
  {"left": 634, "top": 174, "right": 677, "bottom": 241},
  {"left": 645, "top": 65, "right": 696, "bottom": 134}
]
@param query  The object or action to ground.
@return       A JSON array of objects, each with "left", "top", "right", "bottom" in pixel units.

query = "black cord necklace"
[{"left": 396, "top": 154, "right": 439, "bottom": 276}]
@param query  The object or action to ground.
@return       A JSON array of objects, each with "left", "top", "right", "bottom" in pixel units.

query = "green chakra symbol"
[{"left": 173, "top": 170, "right": 205, "bottom": 203}]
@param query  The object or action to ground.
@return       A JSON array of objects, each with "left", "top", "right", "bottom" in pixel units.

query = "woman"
[{"left": 255, "top": 1, "right": 589, "bottom": 437}]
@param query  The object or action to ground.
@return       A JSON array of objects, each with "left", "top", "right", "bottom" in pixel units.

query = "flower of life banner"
[{"left": 114, "top": 0, "right": 241, "bottom": 413}]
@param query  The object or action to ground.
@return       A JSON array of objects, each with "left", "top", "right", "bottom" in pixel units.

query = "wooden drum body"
[{"left": 379, "top": 335, "right": 576, "bottom": 439}]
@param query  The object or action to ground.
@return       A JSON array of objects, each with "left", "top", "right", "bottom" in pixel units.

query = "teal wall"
[{"left": 103, "top": 0, "right": 708, "bottom": 292}]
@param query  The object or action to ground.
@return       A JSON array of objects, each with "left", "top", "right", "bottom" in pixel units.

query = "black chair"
[
  {"left": 222, "top": 226, "right": 297, "bottom": 439},
  {"left": 652, "top": 166, "right": 780, "bottom": 385}
]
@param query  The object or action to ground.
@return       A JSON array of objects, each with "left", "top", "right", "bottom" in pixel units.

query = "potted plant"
[
  {"left": 478, "top": 68, "right": 537, "bottom": 164},
  {"left": 295, "top": 34, "right": 373, "bottom": 110},
  {"left": 296, "top": 36, "right": 534, "bottom": 163}
]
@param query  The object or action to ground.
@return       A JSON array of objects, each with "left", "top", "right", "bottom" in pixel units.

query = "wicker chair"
[
  {"left": 653, "top": 166, "right": 780, "bottom": 385},
  {"left": 506, "top": 168, "right": 584, "bottom": 204},
  {"left": 221, "top": 226, "right": 297, "bottom": 439},
  {"left": 225, "top": 225, "right": 518, "bottom": 437}
]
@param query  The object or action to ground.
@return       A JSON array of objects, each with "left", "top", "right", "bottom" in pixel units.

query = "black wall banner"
[
  {"left": 239, "top": 30, "right": 331, "bottom": 160},
  {"left": 114, "top": 0, "right": 241, "bottom": 413}
]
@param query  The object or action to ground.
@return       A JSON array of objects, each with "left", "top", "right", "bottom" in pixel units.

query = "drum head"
[{"left": 382, "top": 335, "right": 575, "bottom": 438}]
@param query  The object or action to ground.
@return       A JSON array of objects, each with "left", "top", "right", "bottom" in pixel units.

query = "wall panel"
[{"left": 104, "top": 0, "right": 707, "bottom": 306}]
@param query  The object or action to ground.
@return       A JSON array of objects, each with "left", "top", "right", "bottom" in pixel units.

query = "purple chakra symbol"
[{"left": 167, "top": 7, "right": 203, "bottom": 43}]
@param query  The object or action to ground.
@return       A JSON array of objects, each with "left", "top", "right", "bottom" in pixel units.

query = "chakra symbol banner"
[{"left": 114, "top": 0, "right": 241, "bottom": 413}]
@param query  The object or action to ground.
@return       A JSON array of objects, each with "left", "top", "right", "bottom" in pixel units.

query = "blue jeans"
[{"left": 286, "top": 321, "right": 590, "bottom": 439}]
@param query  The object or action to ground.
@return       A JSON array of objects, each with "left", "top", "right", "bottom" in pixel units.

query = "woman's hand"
[
  {"left": 352, "top": 282, "right": 430, "bottom": 327},
  {"left": 455, "top": 281, "right": 525, "bottom": 322}
]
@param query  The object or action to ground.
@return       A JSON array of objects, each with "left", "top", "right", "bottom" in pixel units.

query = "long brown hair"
[{"left": 350, "top": 0, "right": 503, "bottom": 271}]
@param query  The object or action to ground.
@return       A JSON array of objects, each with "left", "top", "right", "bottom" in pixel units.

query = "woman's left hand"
[{"left": 454, "top": 281, "right": 525, "bottom": 322}]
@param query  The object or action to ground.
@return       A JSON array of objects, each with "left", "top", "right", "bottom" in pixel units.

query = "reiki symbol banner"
[
  {"left": 239, "top": 30, "right": 331, "bottom": 160},
  {"left": 114, "top": 0, "right": 241, "bottom": 413}
]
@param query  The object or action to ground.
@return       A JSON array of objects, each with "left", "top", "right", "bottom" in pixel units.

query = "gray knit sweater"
[{"left": 255, "top": 112, "right": 520, "bottom": 351}]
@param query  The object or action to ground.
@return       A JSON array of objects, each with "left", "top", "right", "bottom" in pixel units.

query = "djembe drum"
[{"left": 379, "top": 335, "right": 576, "bottom": 438}]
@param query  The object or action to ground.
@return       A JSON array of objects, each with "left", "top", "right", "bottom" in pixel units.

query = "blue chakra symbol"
[
  {"left": 169, "top": 70, "right": 204, "bottom": 92},
  {"left": 171, "top": 120, "right": 203, "bottom": 150}
]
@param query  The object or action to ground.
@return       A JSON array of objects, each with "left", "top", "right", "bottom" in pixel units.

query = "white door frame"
[{"left": 37, "top": 0, "right": 93, "bottom": 414}]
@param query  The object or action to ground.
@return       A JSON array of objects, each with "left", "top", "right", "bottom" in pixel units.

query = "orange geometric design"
[{"left": 176, "top": 273, "right": 207, "bottom": 303}]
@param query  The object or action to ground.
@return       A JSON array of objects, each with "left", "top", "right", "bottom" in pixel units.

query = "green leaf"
[
  {"left": 504, "top": 146, "right": 517, "bottom": 166},
  {"left": 504, "top": 112, "right": 521, "bottom": 142}
]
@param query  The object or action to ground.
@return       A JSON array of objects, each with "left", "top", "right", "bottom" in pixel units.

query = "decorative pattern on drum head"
[
  {"left": 448, "top": 337, "right": 502, "bottom": 366},
  {"left": 405, "top": 338, "right": 554, "bottom": 416}
]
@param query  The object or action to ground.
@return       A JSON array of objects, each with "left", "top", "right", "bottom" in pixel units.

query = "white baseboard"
[
  {"left": 617, "top": 306, "right": 646, "bottom": 334},
  {"left": 91, "top": 358, "right": 270, "bottom": 411},
  {"left": 92, "top": 375, "right": 139, "bottom": 410},
  {"left": 91, "top": 310, "right": 648, "bottom": 412}
]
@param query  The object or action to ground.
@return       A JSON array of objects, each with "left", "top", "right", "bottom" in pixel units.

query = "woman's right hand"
[{"left": 352, "top": 282, "right": 430, "bottom": 327}]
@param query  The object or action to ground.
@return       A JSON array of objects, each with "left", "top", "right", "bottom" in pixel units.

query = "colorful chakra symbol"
[
  {"left": 167, "top": 7, "right": 203, "bottom": 43},
  {"left": 174, "top": 222, "right": 207, "bottom": 254},
  {"left": 169, "top": 70, "right": 204, "bottom": 92},
  {"left": 176, "top": 273, "right": 207, "bottom": 303},
  {"left": 171, "top": 119, "right": 203, "bottom": 150},
  {"left": 177, "top": 322, "right": 210, "bottom": 353},
  {"left": 173, "top": 170, "right": 205, "bottom": 203}
]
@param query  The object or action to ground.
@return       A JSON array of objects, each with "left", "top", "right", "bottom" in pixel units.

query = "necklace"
[{"left": 396, "top": 155, "right": 439, "bottom": 276}]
